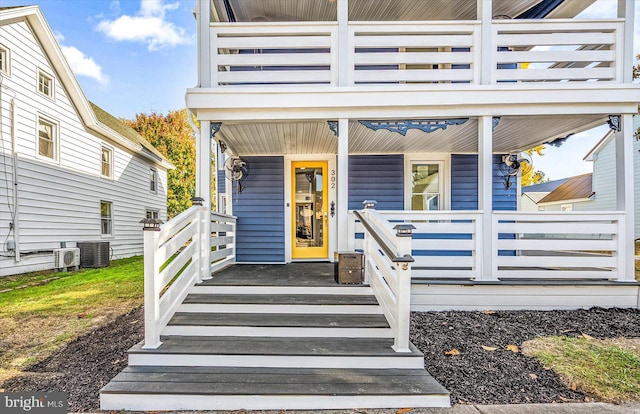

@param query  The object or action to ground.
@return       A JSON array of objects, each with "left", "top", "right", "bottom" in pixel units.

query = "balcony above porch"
[{"left": 189, "top": 0, "right": 637, "bottom": 110}]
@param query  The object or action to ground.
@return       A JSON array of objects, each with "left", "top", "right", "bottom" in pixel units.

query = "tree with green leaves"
[{"left": 127, "top": 109, "right": 213, "bottom": 219}]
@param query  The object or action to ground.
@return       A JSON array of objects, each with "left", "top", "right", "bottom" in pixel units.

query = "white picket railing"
[
  {"left": 493, "top": 211, "right": 626, "bottom": 280},
  {"left": 354, "top": 209, "right": 414, "bottom": 353},
  {"left": 350, "top": 209, "right": 626, "bottom": 283},
  {"left": 377, "top": 210, "right": 482, "bottom": 280},
  {"left": 210, "top": 19, "right": 624, "bottom": 86},
  {"left": 350, "top": 21, "right": 479, "bottom": 84},
  {"left": 210, "top": 211, "right": 237, "bottom": 273},
  {"left": 494, "top": 19, "right": 623, "bottom": 83},
  {"left": 142, "top": 205, "right": 237, "bottom": 348},
  {"left": 211, "top": 22, "right": 338, "bottom": 86}
]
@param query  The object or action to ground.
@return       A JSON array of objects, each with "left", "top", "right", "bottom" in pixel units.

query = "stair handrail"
[
  {"left": 354, "top": 203, "right": 414, "bottom": 353},
  {"left": 142, "top": 204, "right": 203, "bottom": 349}
]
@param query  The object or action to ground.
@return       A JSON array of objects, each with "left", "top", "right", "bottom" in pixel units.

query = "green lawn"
[
  {"left": 0, "top": 256, "right": 144, "bottom": 384},
  {"left": 523, "top": 336, "right": 640, "bottom": 403}
]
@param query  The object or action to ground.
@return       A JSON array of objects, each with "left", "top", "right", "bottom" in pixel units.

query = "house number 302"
[{"left": 330, "top": 170, "right": 336, "bottom": 188}]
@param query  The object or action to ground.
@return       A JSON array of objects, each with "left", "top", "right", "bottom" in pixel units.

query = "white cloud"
[
  {"left": 54, "top": 31, "right": 65, "bottom": 42},
  {"left": 61, "top": 45, "right": 109, "bottom": 86},
  {"left": 95, "top": 0, "right": 189, "bottom": 51}
]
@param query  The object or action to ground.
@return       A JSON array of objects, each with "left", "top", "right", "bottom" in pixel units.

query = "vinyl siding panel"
[
  {"left": 575, "top": 138, "right": 616, "bottom": 212},
  {"left": 233, "top": 156, "right": 285, "bottom": 262},
  {"left": 0, "top": 18, "right": 167, "bottom": 276},
  {"left": 450, "top": 154, "right": 518, "bottom": 210},
  {"left": 348, "top": 154, "right": 404, "bottom": 210}
]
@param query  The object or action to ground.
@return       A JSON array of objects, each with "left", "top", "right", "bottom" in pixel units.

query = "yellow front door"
[{"left": 291, "top": 161, "right": 329, "bottom": 259}]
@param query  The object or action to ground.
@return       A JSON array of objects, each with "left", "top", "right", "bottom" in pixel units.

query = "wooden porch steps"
[
  {"left": 179, "top": 292, "right": 382, "bottom": 313},
  {"left": 100, "top": 366, "right": 450, "bottom": 410},
  {"left": 127, "top": 335, "right": 425, "bottom": 369},
  {"left": 100, "top": 264, "right": 450, "bottom": 410}
]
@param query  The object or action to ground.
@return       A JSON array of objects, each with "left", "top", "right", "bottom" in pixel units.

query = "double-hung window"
[
  {"left": 38, "top": 117, "right": 57, "bottom": 160},
  {"left": 101, "top": 201, "right": 113, "bottom": 236},
  {"left": 149, "top": 168, "right": 157, "bottom": 193},
  {"left": 101, "top": 146, "right": 113, "bottom": 178},
  {"left": 409, "top": 162, "right": 443, "bottom": 211},
  {"left": 0, "top": 44, "right": 9, "bottom": 75}
]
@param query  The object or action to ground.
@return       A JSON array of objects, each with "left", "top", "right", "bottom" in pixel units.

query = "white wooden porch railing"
[
  {"left": 493, "top": 211, "right": 626, "bottom": 280},
  {"left": 142, "top": 205, "right": 237, "bottom": 348},
  {"left": 494, "top": 19, "right": 623, "bottom": 82},
  {"left": 350, "top": 209, "right": 627, "bottom": 283},
  {"left": 353, "top": 208, "right": 414, "bottom": 353},
  {"left": 210, "top": 19, "right": 624, "bottom": 86}
]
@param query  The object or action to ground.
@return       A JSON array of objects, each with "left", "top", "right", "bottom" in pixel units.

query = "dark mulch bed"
[
  {"left": 3, "top": 306, "right": 640, "bottom": 411},
  {"left": 411, "top": 307, "right": 640, "bottom": 405},
  {"left": 2, "top": 307, "right": 144, "bottom": 412}
]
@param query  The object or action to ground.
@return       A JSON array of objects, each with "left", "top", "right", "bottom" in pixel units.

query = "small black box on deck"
[{"left": 334, "top": 252, "right": 363, "bottom": 284}]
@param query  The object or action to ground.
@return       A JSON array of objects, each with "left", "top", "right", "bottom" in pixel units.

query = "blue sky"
[
  {"left": 7, "top": 0, "right": 197, "bottom": 119},
  {"left": 5, "top": 0, "right": 639, "bottom": 180}
]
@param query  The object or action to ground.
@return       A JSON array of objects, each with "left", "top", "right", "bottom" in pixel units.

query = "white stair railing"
[
  {"left": 354, "top": 201, "right": 414, "bottom": 353},
  {"left": 142, "top": 202, "right": 237, "bottom": 348}
]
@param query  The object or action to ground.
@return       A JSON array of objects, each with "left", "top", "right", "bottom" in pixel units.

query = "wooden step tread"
[
  {"left": 183, "top": 293, "right": 378, "bottom": 305},
  {"left": 130, "top": 336, "right": 422, "bottom": 357},
  {"left": 167, "top": 313, "right": 390, "bottom": 328},
  {"left": 101, "top": 366, "right": 449, "bottom": 396}
]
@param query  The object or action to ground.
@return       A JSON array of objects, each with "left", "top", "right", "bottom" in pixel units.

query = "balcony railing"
[{"left": 210, "top": 19, "right": 624, "bottom": 87}]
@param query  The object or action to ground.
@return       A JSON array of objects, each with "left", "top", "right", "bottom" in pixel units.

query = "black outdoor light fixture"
[
  {"left": 140, "top": 218, "right": 163, "bottom": 231},
  {"left": 362, "top": 200, "right": 378, "bottom": 209},
  {"left": 394, "top": 224, "right": 416, "bottom": 237}
]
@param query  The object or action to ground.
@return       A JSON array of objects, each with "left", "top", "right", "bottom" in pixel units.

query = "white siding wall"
[
  {"left": 0, "top": 19, "right": 167, "bottom": 276},
  {"left": 573, "top": 137, "right": 616, "bottom": 212},
  {"left": 573, "top": 116, "right": 639, "bottom": 240}
]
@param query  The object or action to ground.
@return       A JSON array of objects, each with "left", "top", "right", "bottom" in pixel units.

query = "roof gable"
[{"left": 0, "top": 6, "right": 172, "bottom": 169}]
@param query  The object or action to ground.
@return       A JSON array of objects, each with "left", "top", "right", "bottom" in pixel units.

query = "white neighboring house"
[
  {"left": 0, "top": 6, "right": 173, "bottom": 276},
  {"left": 582, "top": 115, "right": 640, "bottom": 239}
]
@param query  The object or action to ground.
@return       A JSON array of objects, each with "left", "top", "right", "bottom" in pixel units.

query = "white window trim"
[
  {"left": 37, "top": 68, "right": 55, "bottom": 100},
  {"left": 560, "top": 204, "right": 573, "bottom": 212},
  {"left": 404, "top": 153, "right": 450, "bottom": 210},
  {"left": 0, "top": 43, "right": 10, "bottom": 76},
  {"left": 101, "top": 144, "right": 114, "bottom": 179},
  {"left": 145, "top": 209, "right": 160, "bottom": 220},
  {"left": 101, "top": 200, "right": 114, "bottom": 238},
  {"left": 36, "top": 114, "right": 59, "bottom": 163},
  {"left": 149, "top": 167, "right": 158, "bottom": 193}
]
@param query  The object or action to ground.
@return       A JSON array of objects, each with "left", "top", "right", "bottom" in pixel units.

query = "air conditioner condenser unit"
[{"left": 54, "top": 247, "right": 80, "bottom": 271}]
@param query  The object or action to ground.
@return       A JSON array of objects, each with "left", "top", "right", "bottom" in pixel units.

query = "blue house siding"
[
  {"left": 233, "top": 156, "right": 285, "bottom": 262},
  {"left": 348, "top": 155, "right": 404, "bottom": 210},
  {"left": 450, "top": 154, "right": 517, "bottom": 210}
]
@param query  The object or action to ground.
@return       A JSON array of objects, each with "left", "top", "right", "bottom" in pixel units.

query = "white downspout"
[{"left": 11, "top": 98, "right": 20, "bottom": 262}]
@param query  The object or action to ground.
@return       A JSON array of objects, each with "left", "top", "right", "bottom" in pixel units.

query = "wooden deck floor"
[{"left": 201, "top": 263, "right": 338, "bottom": 286}]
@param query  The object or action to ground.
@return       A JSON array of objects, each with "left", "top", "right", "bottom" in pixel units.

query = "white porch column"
[
  {"left": 478, "top": 0, "right": 493, "bottom": 84},
  {"left": 616, "top": 114, "right": 635, "bottom": 281},
  {"left": 197, "top": 121, "right": 212, "bottom": 279},
  {"left": 197, "top": 0, "right": 211, "bottom": 87},
  {"left": 337, "top": 0, "right": 349, "bottom": 86},
  {"left": 478, "top": 116, "right": 494, "bottom": 280},
  {"left": 618, "top": 0, "right": 635, "bottom": 83},
  {"left": 337, "top": 118, "right": 349, "bottom": 252}
]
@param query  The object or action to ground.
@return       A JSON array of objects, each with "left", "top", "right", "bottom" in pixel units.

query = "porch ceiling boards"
[
  {"left": 212, "top": 0, "right": 594, "bottom": 22},
  {"left": 217, "top": 114, "right": 606, "bottom": 155}
]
